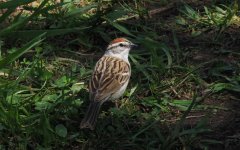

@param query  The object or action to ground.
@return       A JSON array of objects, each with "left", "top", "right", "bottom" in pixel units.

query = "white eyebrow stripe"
[{"left": 107, "top": 41, "right": 130, "bottom": 50}]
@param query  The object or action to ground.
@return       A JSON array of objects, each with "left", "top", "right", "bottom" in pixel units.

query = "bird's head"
[{"left": 106, "top": 38, "right": 137, "bottom": 55}]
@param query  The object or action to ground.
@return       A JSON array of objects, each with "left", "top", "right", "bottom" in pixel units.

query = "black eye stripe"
[
  {"left": 119, "top": 43, "right": 128, "bottom": 47},
  {"left": 108, "top": 44, "right": 126, "bottom": 50},
  {"left": 107, "top": 42, "right": 131, "bottom": 51},
  {"left": 119, "top": 43, "right": 124, "bottom": 47}
]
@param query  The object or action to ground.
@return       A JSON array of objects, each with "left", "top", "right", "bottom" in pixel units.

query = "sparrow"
[{"left": 80, "top": 38, "right": 136, "bottom": 130}]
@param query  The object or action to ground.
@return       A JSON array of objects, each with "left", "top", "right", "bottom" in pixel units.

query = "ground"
[{"left": 0, "top": 0, "right": 240, "bottom": 149}]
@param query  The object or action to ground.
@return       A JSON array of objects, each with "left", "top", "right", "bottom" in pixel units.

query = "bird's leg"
[
  {"left": 115, "top": 100, "right": 119, "bottom": 108},
  {"left": 114, "top": 99, "right": 121, "bottom": 108}
]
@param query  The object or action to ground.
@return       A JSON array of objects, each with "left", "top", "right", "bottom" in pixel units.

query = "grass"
[{"left": 0, "top": 0, "right": 240, "bottom": 149}]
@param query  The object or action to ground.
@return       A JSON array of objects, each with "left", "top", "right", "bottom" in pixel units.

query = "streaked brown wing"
[{"left": 89, "top": 56, "right": 130, "bottom": 102}]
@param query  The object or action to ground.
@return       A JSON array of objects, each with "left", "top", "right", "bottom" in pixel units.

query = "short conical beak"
[{"left": 130, "top": 43, "right": 138, "bottom": 49}]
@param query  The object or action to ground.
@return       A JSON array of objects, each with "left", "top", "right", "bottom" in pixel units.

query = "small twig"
[
  {"left": 118, "top": 0, "right": 219, "bottom": 23},
  {"left": 166, "top": 114, "right": 206, "bottom": 123},
  {"left": 170, "top": 86, "right": 181, "bottom": 99},
  {"left": 55, "top": 57, "right": 81, "bottom": 63},
  {"left": 148, "top": 2, "right": 175, "bottom": 17}
]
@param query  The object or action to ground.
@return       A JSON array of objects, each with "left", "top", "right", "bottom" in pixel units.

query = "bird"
[{"left": 80, "top": 38, "right": 137, "bottom": 130}]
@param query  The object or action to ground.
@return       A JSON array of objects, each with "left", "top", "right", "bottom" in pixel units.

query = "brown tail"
[{"left": 80, "top": 101, "right": 102, "bottom": 130}]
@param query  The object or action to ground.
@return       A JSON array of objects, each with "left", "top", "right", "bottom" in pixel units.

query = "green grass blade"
[
  {"left": 159, "top": 43, "right": 173, "bottom": 68},
  {"left": 104, "top": 17, "right": 135, "bottom": 37},
  {"left": 0, "top": 0, "right": 35, "bottom": 9},
  {"left": 0, "top": 0, "right": 49, "bottom": 36},
  {"left": 6, "top": 27, "right": 90, "bottom": 39},
  {"left": 0, "top": 8, "right": 15, "bottom": 24},
  {"left": 130, "top": 55, "right": 154, "bottom": 83},
  {"left": 64, "top": 4, "right": 97, "bottom": 18},
  {"left": 0, "top": 33, "right": 45, "bottom": 69}
]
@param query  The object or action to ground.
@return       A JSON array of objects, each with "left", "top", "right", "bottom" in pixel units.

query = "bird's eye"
[{"left": 119, "top": 43, "right": 124, "bottom": 47}]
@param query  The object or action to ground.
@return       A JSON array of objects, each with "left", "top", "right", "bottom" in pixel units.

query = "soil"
[{"left": 144, "top": 1, "right": 240, "bottom": 149}]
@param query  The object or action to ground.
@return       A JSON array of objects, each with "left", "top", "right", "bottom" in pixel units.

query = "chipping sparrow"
[{"left": 80, "top": 38, "right": 136, "bottom": 130}]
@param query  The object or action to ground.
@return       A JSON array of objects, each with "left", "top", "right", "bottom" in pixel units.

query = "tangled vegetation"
[{"left": 0, "top": 0, "right": 239, "bottom": 149}]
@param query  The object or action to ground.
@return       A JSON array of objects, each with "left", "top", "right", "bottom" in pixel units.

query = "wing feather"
[{"left": 89, "top": 56, "right": 130, "bottom": 102}]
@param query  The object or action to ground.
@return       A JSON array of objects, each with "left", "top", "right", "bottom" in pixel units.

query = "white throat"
[{"left": 104, "top": 49, "right": 130, "bottom": 63}]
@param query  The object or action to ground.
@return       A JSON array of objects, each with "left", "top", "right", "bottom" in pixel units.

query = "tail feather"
[{"left": 80, "top": 101, "right": 102, "bottom": 130}]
